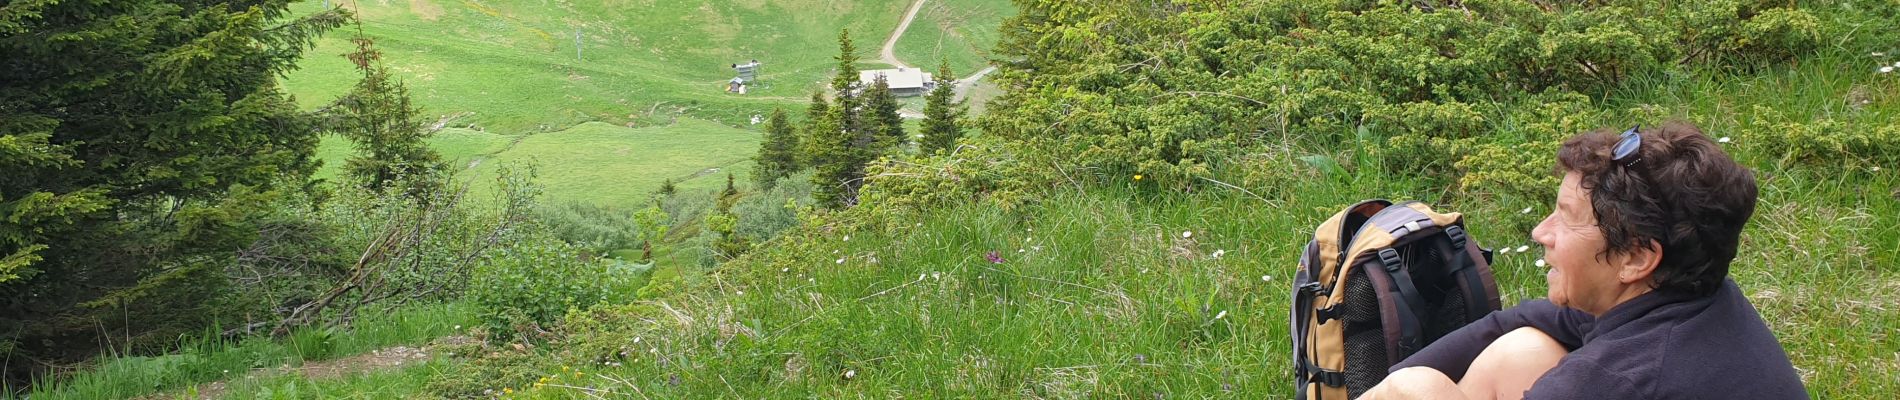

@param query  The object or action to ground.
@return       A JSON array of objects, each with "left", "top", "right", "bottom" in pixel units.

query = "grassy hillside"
[
  {"left": 422, "top": 13, "right": 1900, "bottom": 397},
  {"left": 892, "top": 0, "right": 1015, "bottom": 75},
  {"left": 285, "top": 0, "right": 917, "bottom": 130},
  {"left": 316, "top": 119, "right": 760, "bottom": 205},
  {"left": 286, "top": 0, "right": 1008, "bottom": 205}
]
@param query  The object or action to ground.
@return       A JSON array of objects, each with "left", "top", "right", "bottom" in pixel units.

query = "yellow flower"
[
  {"left": 1133, "top": 174, "right": 1144, "bottom": 181},
  {"left": 562, "top": 366, "right": 570, "bottom": 372},
  {"left": 503, "top": 388, "right": 514, "bottom": 394},
  {"left": 575, "top": 371, "right": 585, "bottom": 377}
]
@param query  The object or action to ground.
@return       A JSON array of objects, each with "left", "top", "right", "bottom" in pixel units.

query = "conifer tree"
[
  {"left": 0, "top": 0, "right": 348, "bottom": 372},
  {"left": 754, "top": 108, "right": 799, "bottom": 189},
  {"left": 811, "top": 29, "right": 874, "bottom": 208},
  {"left": 864, "top": 74, "right": 905, "bottom": 151},
  {"left": 334, "top": 36, "right": 446, "bottom": 197},
  {"left": 797, "top": 91, "right": 830, "bottom": 168},
  {"left": 808, "top": 99, "right": 858, "bottom": 208},
  {"left": 920, "top": 61, "right": 966, "bottom": 155}
]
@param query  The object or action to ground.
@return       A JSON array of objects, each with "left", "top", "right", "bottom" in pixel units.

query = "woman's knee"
[
  {"left": 1490, "top": 327, "right": 1566, "bottom": 359},
  {"left": 1461, "top": 327, "right": 1567, "bottom": 400}
]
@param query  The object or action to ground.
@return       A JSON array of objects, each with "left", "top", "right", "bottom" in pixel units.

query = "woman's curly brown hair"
[{"left": 1556, "top": 121, "right": 1758, "bottom": 297}]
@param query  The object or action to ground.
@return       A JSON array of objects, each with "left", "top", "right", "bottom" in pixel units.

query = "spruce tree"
[
  {"left": 811, "top": 29, "right": 873, "bottom": 208},
  {"left": 920, "top": 61, "right": 966, "bottom": 155},
  {"left": 754, "top": 108, "right": 799, "bottom": 189},
  {"left": 0, "top": 0, "right": 348, "bottom": 371},
  {"left": 797, "top": 91, "right": 830, "bottom": 168},
  {"left": 864, "top": 74, "right": 906, "bottom": 151},
  {"left": 808, "top": 100, "right": 857, "bottom": 208},
  {"left": 829, "top": 29, "right": 862, "bottom": 149},
  {"left": 335, "top": 36, "right": 446, "bottom": 197}
]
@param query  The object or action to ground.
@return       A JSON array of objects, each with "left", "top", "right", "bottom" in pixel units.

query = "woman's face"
[{"left": 1531, "top": 172, "right": 1632, "bottom": 315}]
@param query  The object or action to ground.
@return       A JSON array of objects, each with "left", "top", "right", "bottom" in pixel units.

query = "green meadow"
[{"left": 286, "top": 0, "right": 1007, "bottom": 205}]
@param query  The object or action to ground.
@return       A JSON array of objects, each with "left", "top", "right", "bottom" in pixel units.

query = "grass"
[
  {"left": 284, "top": 0, "right": 918, "bottom": 131},
  {"left": 206, "top": 358, "right": 457, "bottom": 399},
  {"left": 455, "top": 50, "right": 1899, "bottom": 398},
  {"left": 287, "top": 0, "right": 1013, "bottom": 206},
  {"left": 317, "top": 118, "right": 761, "bottom": 206},
  {"left": 15, "top": 302, "right": 479, "bottom": 400},
  {"left": 891, "top": 0, "right": 1015, "bottom": 75}
]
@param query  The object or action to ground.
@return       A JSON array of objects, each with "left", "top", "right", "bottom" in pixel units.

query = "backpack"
[{"left": 1291, "top": 200, "right": 1502, "bottom": 399}]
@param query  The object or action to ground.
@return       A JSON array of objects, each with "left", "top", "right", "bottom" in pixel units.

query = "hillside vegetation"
[
  {"left": 409, "top": 0, "right": 1899, "bottom": 398},
  {"left": 10, "top": 0, "right": 1899, "bottom": 399}
]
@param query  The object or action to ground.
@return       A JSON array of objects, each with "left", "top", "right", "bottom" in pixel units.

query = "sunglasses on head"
[{"left": 1613, "top": 125, "right": 1641, "bottom": 167}]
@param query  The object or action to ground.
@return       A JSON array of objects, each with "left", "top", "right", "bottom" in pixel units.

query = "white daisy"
[
  {"left": 1718, "top": 137, "right": 1732, "bottom": 143},
  {"left": 1520, "top": 207, "right": 1533, "bottom": 214},
  {"left": 1534, "top": 259, "right": 1547, "bottom": 268},
  {"left": 1516, "top": 245, "right": 1531, "bottom": 252},
  {"left": 1182, "top": 231, "right": 1194, "bottom": 238}
]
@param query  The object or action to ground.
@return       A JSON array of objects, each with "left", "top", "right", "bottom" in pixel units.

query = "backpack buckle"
[
  {"left": 1378, "top": 248, "right": 1403, "bottom": 272},
  {"left": 1315, "top": 306, "right": 1340, "bottom": 324},
  {"left": 1445, "top": 225, "right": 1468, "bottom": 249},
  {"left": 1298, "top": 282, "right": 1325, "bottom": 295}
]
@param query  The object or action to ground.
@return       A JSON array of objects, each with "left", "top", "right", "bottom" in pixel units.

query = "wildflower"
[
  {"left": 931, "top": 271, "right": 942, "bottom": 280},
  {"left": 633, "top": 336, "right": 642, "bottom": 343},
  {"left": 1498, "top": 247, "right": 1511, "bottom": 254},
  {"left": 1885, "top": 66, "right": 1897, "bottom": 74},
  {"left": 782, "top": 267, "right": 790, "bottom": 272},
  {"left": 836, "top": 258, "right": 845, "bottom": 264},
  {"left": 222, "top": 370, "right": 229, "bottom": 374},
  {"left": 1214, "top": 310, "right": 1228, "bottom": 319},
  {"left": 1535, "top": 259, "right": 1547, "bottom": 268},
  {"left": 736, "top": 290, "right": 744, "bottom": 295},
  {"left": 844, "top": 235, "right": 850, "bottom": 242},
  {"left": 453, "top": 325, "right": 462, "bottom": 330},
  {"left": 1211, "top": 249, "right": 1226, "bottom": 258},
  {"left": 844, "top": 369, "right": 858, "bottom": 379},
  {"left": 1134, "top": 174, "right": 1144, "bottom": 181},
  {"left": 1181, "top": 230, "right": 1193, "bottom": 238},
  {"left": 1718, "top": 137, "right": 1732, "bottom": 143},
  {"left": 1520, "top": 207, "right": 1533, "bottom": 214},
  {"left": 985, "top": 250, "right": 1006, "bottom": 264},
  {"left": 1261, "top": 275, "right": 1272, "bottom": 282},
  {"left": 1515, "top": 245, "right": 1530, "bottom": 253},
  {"left": 1134, "top": 353, "right": 1148, "bottom": 363},
  {"left": 563, "top": 366, "right": 570, "bottom": 372},
  {"left": 504, "top": 388, "right": 514, "bottom": 394}
]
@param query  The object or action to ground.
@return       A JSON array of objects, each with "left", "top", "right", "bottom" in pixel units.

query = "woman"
[{"left": 1361, "top": 122, "right": 1807, "bottom": 399}]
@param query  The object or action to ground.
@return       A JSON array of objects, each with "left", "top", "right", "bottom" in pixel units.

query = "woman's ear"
[{"left": 1619, "top": 239, "right": 1663, "bottom": 285}]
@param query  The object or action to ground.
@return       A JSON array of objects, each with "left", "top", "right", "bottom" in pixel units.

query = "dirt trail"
[
  {"left": 137, "top": 336, "right": 475, "bottom": 400},
  {"left": 878, "top": 0, "right": 928, "bottom": 69}
]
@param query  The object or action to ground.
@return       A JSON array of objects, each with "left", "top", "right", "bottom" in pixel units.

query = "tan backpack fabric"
[{"left": 1291, "top": 200, "right": 1502, "bottom": 399}]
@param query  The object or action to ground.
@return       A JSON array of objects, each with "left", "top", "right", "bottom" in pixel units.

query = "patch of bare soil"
[{"left": 137, "top": 335, "right": 477, "bottom": 400}]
